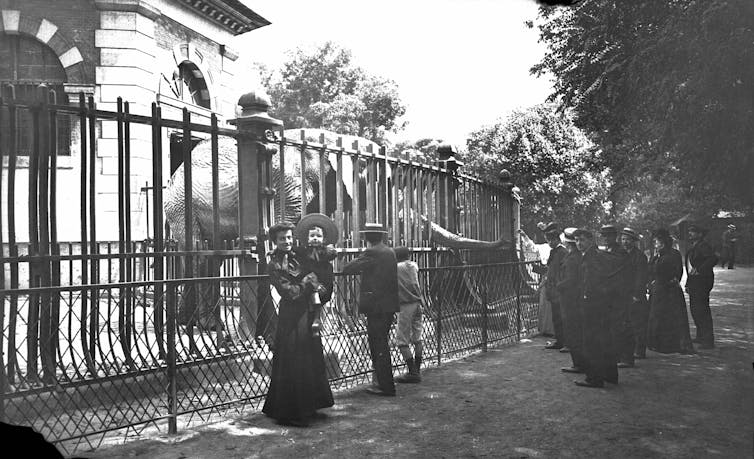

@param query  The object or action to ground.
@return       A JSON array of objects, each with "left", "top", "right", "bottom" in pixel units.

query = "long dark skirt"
[
  {"left": 647, "top": 284, "right": 690, "bottom": 354},
  {"left": 262, "top": 297, "right": 334, "bottom": 423}
]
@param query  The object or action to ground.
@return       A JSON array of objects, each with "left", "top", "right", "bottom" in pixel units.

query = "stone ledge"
[{"left": 94, "top": 0, "right": 162, "bottom": 21}]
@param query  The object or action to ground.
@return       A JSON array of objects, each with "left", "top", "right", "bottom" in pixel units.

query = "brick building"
[{"left": 0, "top": 0, "right": 269, "bottom": 240}]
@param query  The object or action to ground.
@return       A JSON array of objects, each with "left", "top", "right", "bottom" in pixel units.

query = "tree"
[
  {"left": 529, "top": 0, "right": 754, "bottom": 220},
  {"left": 462, "top": 104, "right": 612, "bottom": 233},
  {"left": 388, "top": 137, "right": 445, "bottom": 163},
  {"left": 258, "top": 42, "right": 406, "bottom": 143}
]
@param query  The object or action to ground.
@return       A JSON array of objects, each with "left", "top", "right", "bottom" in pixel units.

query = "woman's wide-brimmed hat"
[{"left": 295, "top": 213, "right": 339, "bottom": 245}]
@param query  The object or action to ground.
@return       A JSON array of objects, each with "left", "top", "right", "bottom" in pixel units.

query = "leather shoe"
[
  {"left": 545, "top": 342, "right": 564, "bottom": 350},
  {"left": 561, "top": 366, "right": 584, "bottom": 374},
  {"left": 617, "top": 362, "right": 634, "bottom": 368},
  {"left": 559, "top": 346, "right": 570, "bottom": 353},
  {"left": 574, "top": 380, "right": 604, "bottom": 388},
  {"left": 365, "top": 387, "right": 395, "bottom": 396}
]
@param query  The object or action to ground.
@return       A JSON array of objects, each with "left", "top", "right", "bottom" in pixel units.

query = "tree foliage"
[
  {"left": 530, "top": 0, "right": 754, "bottom": 221},
  {"left": 462, "top": 104, "right": 612, "bottom": 233},
  {"left": 258, "top": 42, "right": 406, "bottom": 143}
]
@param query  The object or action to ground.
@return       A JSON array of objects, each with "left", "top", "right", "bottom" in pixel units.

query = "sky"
[{"left": 232, "top": 0, "right": 554, "bottom": 147}]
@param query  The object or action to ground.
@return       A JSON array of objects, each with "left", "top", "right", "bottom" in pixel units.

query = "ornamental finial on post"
[
  {"left": 437, "top": 143, "right": 465, "bottom": 173},
  {"left": 232, "top": 87, "right": 283, "bottom": 134}
]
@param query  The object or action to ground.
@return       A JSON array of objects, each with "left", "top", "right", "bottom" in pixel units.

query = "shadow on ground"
[{"left": 84, "top": 267, "right": 754, "bottom": 459}]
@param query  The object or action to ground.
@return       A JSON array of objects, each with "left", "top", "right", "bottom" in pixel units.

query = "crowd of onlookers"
[{"left": 533, "top": 222, "right": 720, "bottom": 388}]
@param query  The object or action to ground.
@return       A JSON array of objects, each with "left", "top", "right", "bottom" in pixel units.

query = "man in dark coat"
[
  {"left": 600, "top": 224, "right": 635, "bottom": 369},
  {"left": 620, "top": 227, "right": 650, "bottom": 359},
  {"left": 342, "top": 223, "right": 400, "bottom": 395},
  {"left": 685, "top": 223, "right": 718, "bottom": 349},
  {"left": 574, "top": 228, "right": 613, "bottom": 388},
  {"left": 543, "top": 222, "right": 568, "bottom": 350},
  {"left": 557, "top": 227, "right": 586, "bottom": 373}
]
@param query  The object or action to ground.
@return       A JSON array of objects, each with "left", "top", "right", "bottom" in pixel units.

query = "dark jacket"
[
  {"left": 626, "top": 247, "right": 649, "bottom": 300},
  {"left": 556, "top": 249, "right": 582, "bottom": 306},
  {"left": 685, "top": 240, "right": 717, "bottom": 279},
  {"left": 545, "top": 245, "right": 568, "bottom": 303},
  {"left": 342, "top": 243, "right": 400, "bottom": 315}
]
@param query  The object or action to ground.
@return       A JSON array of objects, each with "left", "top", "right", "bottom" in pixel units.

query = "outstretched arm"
[{"left": 341, "top": 249, "right": 376, "bottom": 274}]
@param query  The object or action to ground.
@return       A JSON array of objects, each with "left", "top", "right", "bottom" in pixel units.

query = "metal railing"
[{"left": 0, "top": 260, "right": 540, "bottom": 455}]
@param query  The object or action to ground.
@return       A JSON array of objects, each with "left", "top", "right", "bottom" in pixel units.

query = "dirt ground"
[{"left": 83, "top": 267, "right": 753, "bottom": 459}]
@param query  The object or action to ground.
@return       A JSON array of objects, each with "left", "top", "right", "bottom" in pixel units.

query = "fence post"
[{"left": 230, "top": 90, "right": 282, "bottom": 342}]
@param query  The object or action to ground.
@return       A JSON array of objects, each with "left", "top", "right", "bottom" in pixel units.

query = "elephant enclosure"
[{"left": 1, "top": 86, "right": 527, "bottom": 456}]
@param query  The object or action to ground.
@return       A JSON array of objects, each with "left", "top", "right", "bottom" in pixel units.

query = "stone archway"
[{"left": 0, "top": 9, "right": 86, "bottom": 84}]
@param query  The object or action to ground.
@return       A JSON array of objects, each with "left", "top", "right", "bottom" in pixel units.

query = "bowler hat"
[
  {"left": 620, "top": 227, "right": 639, "bottom": 240},
  {"left": 359, "top": 222, "right": 388, "bottom": 234},
  {"left": 728, "top": 224, "right": 736, "bottom": 230},
  {"left": 563, "top": 227, "right": 577, "bottom": 243},
  {"left": 687, "top": 223, "right": 707, "bottom": 234},
  {"left": 600, "top": 224, "right": 618, "bottom": 235},
  {"left": 543, "top": 222, "right": 560, "bottom": 234},
  {"left": 295, "top": 213, "right": 339, "bottom": 245}
]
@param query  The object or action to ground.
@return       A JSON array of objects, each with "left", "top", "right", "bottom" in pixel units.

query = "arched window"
[
  {"left": 163, "top": 61, "right": 211, "bottom": 110},
  {"left": 0, "top": 33, "right": 71, "bottom": 156}
]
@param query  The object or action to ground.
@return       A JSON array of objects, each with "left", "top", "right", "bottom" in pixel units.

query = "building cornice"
[{"left": 175, "top": 0, "right": 270, "bottom": 35}]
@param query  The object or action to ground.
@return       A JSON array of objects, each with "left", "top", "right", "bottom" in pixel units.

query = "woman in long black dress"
[
  {"left": 647, "top": 228, "right": 692, "bottom": 354},
  {"left": 262, "top": 222, "right": 334, "bottom": 426}
]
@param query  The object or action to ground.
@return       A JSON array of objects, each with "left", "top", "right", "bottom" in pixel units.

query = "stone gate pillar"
[{"left": 231, "top": 89, "right": 282, "bottom": 342}]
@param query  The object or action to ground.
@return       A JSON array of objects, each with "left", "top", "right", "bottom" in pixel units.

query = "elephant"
[{"left": 163, "top": 128, "right": 520, "bottom": 349}]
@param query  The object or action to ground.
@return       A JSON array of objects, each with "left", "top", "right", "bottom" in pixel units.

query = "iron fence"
[{"left": 1, "top": 259, "right": 540, "bottom": 455}]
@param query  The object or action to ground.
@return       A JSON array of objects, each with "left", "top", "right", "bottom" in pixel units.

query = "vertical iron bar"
[
  {"left": 351, "top": 141, "right": 360, "bottom": 246},
  {"left": 211, "top": 114, "right": 220, "bottom": 249},
  {"left": 78, "top": 93, "right": 94, "bottom": 375},
  {"left": 27, "top": 85, "right": 42, "bottom": 382},
  {"left": 379, "top": 146, "right": 388, "bottom": 227},
  {"left": 124, "top": 101, "right": 134, "bottom": 370},
  {"left": 116, "top": 98, "right": 129, "bottom": 370},
  {"left": 299, "top": 130, "right": 307, "bottom": 218},
  {"left": 365, "top": 145, "right": 375, "bottom": 223},
  {"left": 278, "top": 128, "right": 286, "bottom": 220},
  {"left": 318, "top": 133, "right": 326, "bottom": 215},
  {"left": 335, "top": 138, "right": 344, "bottom": 246},
  {"left": 6, "top": 86, "right": 19, "bottom": 384},
  {"left": 151, "top": 103, "right": 165, "bottom": 359},
  {"left": 182, "top": 108, "right": 196, "bottom": 353},
  {"left": 391, "top": 155, "right": 399, "bottom": 245},
  {"left": 0, "top": 90, "right": 5, "bottom": 417},
  {"left": 87, "top": 96, "right": 99, "bottom": 367},
  {"left": 48, "top": 89, "right": 61, "bottom": 381}
]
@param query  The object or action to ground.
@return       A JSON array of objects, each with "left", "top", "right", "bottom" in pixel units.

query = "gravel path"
[{"left": 83, "top": 266, "right": 754, "bottom": 459}]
